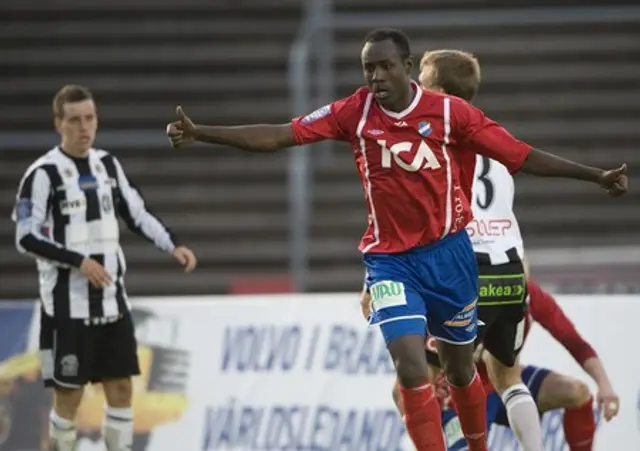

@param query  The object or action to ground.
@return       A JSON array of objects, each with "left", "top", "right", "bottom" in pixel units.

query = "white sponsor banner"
[
  {"left": 127, "top": 294, "right": 409, "bottom": 451},
  {"left": 16, "top": 294, "right": 638, "bottom": 450}
]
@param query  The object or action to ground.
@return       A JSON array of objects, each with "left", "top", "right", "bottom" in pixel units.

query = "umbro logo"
[{"left": 367, "top": 129, "right": 384, "bottom": 136}]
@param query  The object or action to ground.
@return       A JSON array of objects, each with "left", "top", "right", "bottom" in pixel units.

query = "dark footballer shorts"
[
  {"left": 39, "top": 310, "right": 140, "bottom": 388},
  {"left": 475, "top": 248, "right": 528, "bottom": 367}
]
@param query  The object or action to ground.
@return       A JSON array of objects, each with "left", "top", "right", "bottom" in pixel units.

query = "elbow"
[
  {"left": 259, "top": 142, "right": 281, "bottom": 153},
  {"left": 258, "top": 136, "right": 289, "bottom": 152},
  {"left": 258, "top": 125, "right": 297, "bottom": 152},
  {"left": 15, "top": 234, "right": 28, "bottom": 255}
]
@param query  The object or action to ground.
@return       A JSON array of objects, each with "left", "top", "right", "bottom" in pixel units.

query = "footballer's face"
[
  {"left": 55, "top": 99, "right": 98, "bottom": 156},
  {"left": 361, "top": 39, "right": 413, "bottom": 110}
]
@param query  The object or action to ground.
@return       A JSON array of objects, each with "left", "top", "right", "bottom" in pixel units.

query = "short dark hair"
[
  {"left": 420, "top": 50, "right": 481, "bottom": 102},
  {"left": 52, "top": 84, "right": 93, "bottom": 118},
  {"left": 364, "top": 28, "right": 412, "bottom": 60}
]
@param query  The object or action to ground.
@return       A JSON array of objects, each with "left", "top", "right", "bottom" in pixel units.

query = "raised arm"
[{"left": 450, "top": 97, "right": 628, "bottom": 196}]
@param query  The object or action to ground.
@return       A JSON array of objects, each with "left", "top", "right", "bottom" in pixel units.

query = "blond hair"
[{"left": 420, "top": 49, "right": 481, "bottom": 102}]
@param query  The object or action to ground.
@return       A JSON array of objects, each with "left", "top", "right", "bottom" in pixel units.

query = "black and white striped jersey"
[{"left": 12, "top": 146, "right": 178, "bottom": 319}]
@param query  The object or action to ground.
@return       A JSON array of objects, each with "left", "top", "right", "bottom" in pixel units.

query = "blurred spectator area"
[{"left": 0, "top": 0, "right": 639, "bottom": 298}]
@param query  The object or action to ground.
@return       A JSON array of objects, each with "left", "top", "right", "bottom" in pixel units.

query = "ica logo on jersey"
[{"left": 378, "top": 140, "right": 441, "bottom": 172}]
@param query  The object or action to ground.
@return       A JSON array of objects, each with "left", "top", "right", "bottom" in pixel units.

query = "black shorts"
[
  {"left": 475, "top": 249, "right": 528, "bottom": 367},
  {"left": 39, "top": 311, "right": 141, "bottom": 388},
  {"left": 425, "top": 248, "right": 527, "bottom": 368}
]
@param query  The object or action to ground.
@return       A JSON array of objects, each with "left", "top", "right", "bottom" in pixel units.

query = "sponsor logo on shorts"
[
  {"left": 480, "top": 282, "right": 524, "bottom": 298},
  {"left": 478, "top": 274, "right": 526, "bottom": 306},
  {"left": 444, "top": 300, "right": 477, "bottom": 328},
  {"left": 370, "top": 280, "right": 407, "bottom": 311},
  {"left": 60, "top": 354, "right": 79, "bottom": 377}
]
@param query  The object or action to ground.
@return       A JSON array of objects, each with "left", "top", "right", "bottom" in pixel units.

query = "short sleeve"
[
  {"left": 450, "top": 97, "right": 532, "bottom": 174},
  {"left": 291, "top": 92, "right": 363, "bottom": 145}
]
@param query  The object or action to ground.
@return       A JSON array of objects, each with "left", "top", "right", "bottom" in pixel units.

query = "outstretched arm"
[
  {"left": 167, "top": 100, "right": 355, "bottom": 152},
  {"left": 167, "top": 107, "right": 296, "bottom": 152},
  {"left": 193, "top": 124, "right": 296, "bottom": 152},
  {"left": 451, "top": 98, "right": 628, "bottom": 196},
  {"left": 520, "top": 148, "right": 627, "bottom": 193}
]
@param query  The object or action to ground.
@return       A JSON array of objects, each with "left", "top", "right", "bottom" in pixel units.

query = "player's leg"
[
  {"left": 95, "top": 314, "right": 141, "bottom": 451},
  {"left": 40, "top": 312, "right": 90, "bottom": 451},
  {"left": 391, "top": 361, "right": 442, "bottom": 417},
  {"left": 478, "top": 259, "right": 543, "bottom": 451},
  {"left": 531, "top": 367, "right": 595, "bottom": 451},
  {"left": 420, "top": 231, "right": 487, "bottom": 451},
  {"left": 366, "top": 255, "right": 445, "bottom": 451},
  {"left": 484, "top": 354, "right": 543, "bottom": 451},
  {"left": 436, "top": 340, "right": 486, "bottom": 451}
]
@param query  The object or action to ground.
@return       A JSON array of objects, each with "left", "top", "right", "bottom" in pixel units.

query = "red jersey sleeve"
[
  {"left": 290, "top": 91, "right": 363, "bottom": 145},
  {"left": 528, "top": 280, "right": 597, "bottom": 365},
  {"left": 449, "top": 96, "right": 532, "bottom": 174}
]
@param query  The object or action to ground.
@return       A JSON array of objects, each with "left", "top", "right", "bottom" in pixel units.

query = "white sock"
[
  {"left": 49, "top": 410, "right": 77, "bottom": 451},
  {"left": 103, "top": 405, "right": 134, "bottom": 451},
  {"left": 501, "top": 383, "right": 544, "bottom": 451}
]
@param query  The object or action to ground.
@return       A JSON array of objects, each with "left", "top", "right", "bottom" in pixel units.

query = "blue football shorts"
[{"left": 364, "top": 230, "right": 479, "bottom": 345}]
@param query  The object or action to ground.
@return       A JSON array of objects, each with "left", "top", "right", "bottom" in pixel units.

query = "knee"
[
  {"left": 443, "top": 360, "right": 476, "bottom": 387},
  {"left": 565, "top": 379, "right": 592, "bottom": 406},
  {"left": 440, "top": 350, "right": 475, "bottom": 387},
  {"left": 103, "top": 378, "right": 133, "bottom": 408},
  {"left": 395, "top": 357, "right": 429, "bottom": 388},
  {"left": 392, "top": 348, "right": 430, "bottom": 388},
  {"left": 54, "top": 387, "right": 84, "bottom": 420},
  {"left": 436, "top": 341, "right": 476, "bottom": 387},
  {"left": 484, "top": 354, "right": 521, "bottom": 394}
]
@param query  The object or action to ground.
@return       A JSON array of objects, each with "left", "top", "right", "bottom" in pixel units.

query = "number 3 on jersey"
[
  {"left": 378, "top": 140, "right": 442, "bottom": 172},
  {"left": 476, "top": 156, "right": 495, "bottom": 210}
]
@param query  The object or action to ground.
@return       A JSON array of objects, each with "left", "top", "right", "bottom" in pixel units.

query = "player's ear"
[
  {"left": 53, "top": 116, "right": 62, "bottom": 134},
  {"left": 405, "top": 56, "right": 414, "bottom": 75}
]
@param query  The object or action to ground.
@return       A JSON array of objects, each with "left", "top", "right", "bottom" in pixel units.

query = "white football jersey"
[{"left": 466, "top": 155, "right": 524, "bottom": 264}]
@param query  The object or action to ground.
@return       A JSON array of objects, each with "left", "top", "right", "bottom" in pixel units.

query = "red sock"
[
  {"left": 449, "top": 372, "right": 487, "bottom": 451},
  {"left": 400, "top": 382, "right": 446, "bottom": 451},
  {"left": 563, "top": 397, "right": 596, "bottom": 451}
]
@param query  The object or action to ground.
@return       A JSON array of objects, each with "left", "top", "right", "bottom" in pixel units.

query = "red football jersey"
[{"left": 291, "top": 82, "right": 532, "bottom": 254}]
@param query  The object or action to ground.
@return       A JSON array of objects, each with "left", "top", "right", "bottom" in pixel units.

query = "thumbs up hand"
[
  {"left": 598, "top": 164, "right": 628, "bottom": 197},
  {"left": 166, "top": 105, "right": 197, "bottom": 148}
]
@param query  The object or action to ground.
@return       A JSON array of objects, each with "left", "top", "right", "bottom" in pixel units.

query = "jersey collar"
[{"left": 377, "top": 80, "right": 422, "bottom": 120}]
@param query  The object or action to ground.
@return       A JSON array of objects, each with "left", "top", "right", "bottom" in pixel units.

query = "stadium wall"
[{"left": 0, "top": 295, "right": 638, "bottom": 451}]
